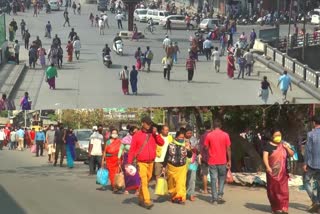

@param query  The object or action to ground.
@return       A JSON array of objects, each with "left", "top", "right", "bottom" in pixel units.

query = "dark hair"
[
  {"left": 204, "top": 121, "right": 211, "bottom": 130},
  {"left": 283, "top": 70, "right": 287, "bottom": 75},
  {"left": 110, "top": 128, "right": 118, "bottom": 134},
  {"left": 129, "top": 126, "right": 137, "bottom": 133},
  {"left": 51, "top": 63, "right": 54, "bottom": 67},
  {"left": 213, "top": 119, "right": 222, "bottom": 129},
  {"left": 185, "top": 127, "right": 193, "bottom": 133},
  {"left": 175, "top": 130, "right": 185, "bottom": 139},
  {"left": 263, "top": 76, "right": 267, "bottom": 81},
  {"left": 312, "top": 115, "right": 320, "bottom": 125},
  {"left": 141, "top": 116, "right": 153, "bottom": 125},
  {"left": 215, "top": 47, "right": 218, "bottom": 51},
  {"left": 179, "top": 127, "right": 186, "bottom": 134},
  {"left": 124, "top": 65, "right": 127, "bottom": 69},
  {"left": 265, "top": 128, "right": 282, "bottom": 141}
]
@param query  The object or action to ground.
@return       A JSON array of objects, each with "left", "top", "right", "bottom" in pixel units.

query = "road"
[
  {"left": 0, "top": 147, "right": 310, "bottom": 214},
  {"left": 5, "top": 5, "right": 319, "bottom": 109}
]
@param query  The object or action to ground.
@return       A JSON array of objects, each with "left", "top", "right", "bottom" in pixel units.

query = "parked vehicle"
[
  {"left": 146, "top": 9, "right": 169, "bottom": 23},
  {"left": 74, "top": 129, "right": 92, "bottom": 161},
  {"left": 311, "top": 10, "right": 320, "bottom": 24},
  {"left": 97, "top": 0, "right": 108, "bottom": 12},
  {"left": 48, "top": 0, "right": 60, "bottom": 11},
  {"left": 113, "top": 40, "right": 123, "bottom": 55},
  {"left": 159, "top": 15, "right": 197, "bottom": 30},
  {"left": 199, "top": 18, "right": 223, "bottom": 32},
  {"left": 134, "top": 8, "right": 148, "bottom": 22}
]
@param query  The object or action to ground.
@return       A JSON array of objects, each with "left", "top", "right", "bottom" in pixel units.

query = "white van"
[
  {"left": 311, "top": 9, "right": 320, "bottom": 24},
  {"left": 146, "top": 9, "right": 169, "bottom": 23}
]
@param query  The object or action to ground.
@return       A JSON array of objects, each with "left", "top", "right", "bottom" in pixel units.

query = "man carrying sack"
[{"left": 126, "top": 116, "right": 164, "bottom": 209}]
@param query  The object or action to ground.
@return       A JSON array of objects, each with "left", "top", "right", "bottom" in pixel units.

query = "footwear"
[
  {"left": 139, "top": 202, "right": 154, "bottom": 209},
  {"left": 189, "top": 196, "right": 196, "bottom": 201},
  {"left": 217, "top": 197, "right": 226, "bottom": 204},
  {"left": 308, "top": 202, "right": 319, "bottom": 212},
  {"left": 210, "top": 199, "right": 217, "bottom": 205},
  {"left": 96, "top": 187, "right": 107, "bottom": 191}
]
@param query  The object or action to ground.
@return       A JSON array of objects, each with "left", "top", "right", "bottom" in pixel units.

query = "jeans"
[
  {"left": 209, "top": 164, "right": 227, "bottom": 200},
  {"left": 187, "top": 69, "right": 194, "bottom": 81},
  {"left": 36, "top": 140, "right": 44, "bottom": 156},
  {"left": 172, "top": 53, "right": 177, "bottom": 63},
  {"left": 304, "top": 166, "right": 320, "bottom": 203},
  {"left": 0, "top": 141, "right": 3, "bottom": 150},
  {"left": 204, "top": 48, "right": 211, "bottom": 60},
  {"left": 89, "top": 155, "right": 102, "bottom": 174},
  {"left": 117, "top": 20, "right": 123, "bottom": 29},
  {"left": 237, "top": 66, "right": 245, "bottom": 79},
  {"left": 187, "top": 170, "right": 196, "bottom": 196},
  {"left": 246, "top": 63, "right": 253, "bottom": 76}
]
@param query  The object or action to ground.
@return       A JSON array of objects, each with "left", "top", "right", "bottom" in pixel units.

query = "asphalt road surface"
[
  {"left": 6, "top": 5, "right": 319, "bottom": 109},
  {"left": 0, "top": 148, "right": 311, "bottom": 214}
]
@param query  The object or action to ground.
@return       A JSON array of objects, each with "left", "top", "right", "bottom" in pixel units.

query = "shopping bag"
[
  {"left": 155, "top": 173, "right": 168, "bottom": 196},
  {"left": 114, "top": 167, "right": 125, "bottom": 189},
  {"left": 30, "top": 144, "right": 36, "bottom": 153},
  {"left": 226, "top": 168, "right": 234, "bottom": 184},
  {"left": 96, "top": 168, "right": 109, "bottom": 186}
]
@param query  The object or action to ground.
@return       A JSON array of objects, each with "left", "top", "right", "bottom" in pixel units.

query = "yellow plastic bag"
[{"left": 155, "top": 175, "right": 168, "bottom": 196}]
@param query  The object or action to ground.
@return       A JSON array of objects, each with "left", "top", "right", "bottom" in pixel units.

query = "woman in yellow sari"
[{"left": 164, "top": 130, "right": 192, "bottom": 205}]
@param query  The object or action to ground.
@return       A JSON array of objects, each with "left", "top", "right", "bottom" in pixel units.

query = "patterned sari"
[
  {"left": 266, "top": 144, "right": 289, "bottom": 212},
  {"left": 105, "top": 138, "right": 121, "bottom": 188}
]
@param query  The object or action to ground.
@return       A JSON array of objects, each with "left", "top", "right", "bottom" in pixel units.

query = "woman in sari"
[
  {"left": 66, "top": 40, "right": 73, "bottom": 62},
  {"left": 119, "top": 66, "right": 129, "bottom": 95},
  {"left": 101, "top": 129, "right": 122, "bottom": 192},
  {"left": 164, "top": 130, "right": 192, "bottom": 205},
  {"left": 38, "top": 47, "right": 46, "bottom": 69},
  {"left": 227, "top": 52, "right": 235, "bottom": 78},
  {"left": 131, "top": 24, "right": 139, "bottom": 41},
  {"left": 263, "top": 129, "right": 294, "bottom": 214},
  {"left": 118, "top": 126, "right": 140, "bottom": 194},
  {"left": 46, "top": 63, "right": 58, "bottom": 90},
  {"left": 66, "top": 128, "right": 77, "bottom": 168}
]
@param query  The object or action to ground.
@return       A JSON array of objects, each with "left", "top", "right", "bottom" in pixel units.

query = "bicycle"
[{"left": 144, "top": 25, "right": 156, "bottom": 34}]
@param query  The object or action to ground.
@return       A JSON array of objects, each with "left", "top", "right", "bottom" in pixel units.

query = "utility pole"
[
  {"left": 24, "top": 111, "right": 27, "bottom": 128},
  {"left": 286, "top": 0, "right": 293, "bottom": 54},
  {"left": 302, "top": 0, "right": 306, "bottom": 61}
]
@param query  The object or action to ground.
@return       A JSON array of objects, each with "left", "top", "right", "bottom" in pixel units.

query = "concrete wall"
[
  {"left": 288, "top": 46, "right": 320, "bottom": 70},
  {"left": 0, "top": 41, "right": 8, "bottom": 64}
]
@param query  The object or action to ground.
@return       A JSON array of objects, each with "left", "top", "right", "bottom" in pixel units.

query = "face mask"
[
  {"left": 273, "top": 136, "right": 282, "bottom": 143},
  {"left": 177, "top": 139, "right": 184, "bottom": 143},
  {"left": 111, "top": 134, "right": 118, "bottom": 139},
  {"left": 51, "top": 127, "right": 54, "bottom": 130}
]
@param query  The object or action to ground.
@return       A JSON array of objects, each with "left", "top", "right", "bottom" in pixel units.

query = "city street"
[
  {"left": 5, "top": 4, "right": 319, "bottom": 109},
  {"left": 0, "top": 148, "right": 311, "bottom": 214}
]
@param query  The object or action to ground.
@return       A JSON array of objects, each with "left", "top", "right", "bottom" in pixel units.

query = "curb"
[
  {"left": 253, "top": 53, "right": 320, "bottom": 102},
  {"left": 2, "top": 63, "right": 27, "bottom": 100}
]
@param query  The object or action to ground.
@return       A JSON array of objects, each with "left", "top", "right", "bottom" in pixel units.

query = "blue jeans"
[
  {"left": 172, "top": 53, "right": 177, "bottom": 63},
  {"left": 304, "top": 166, "right": 320, "bottom": 203},
  {"left": 209, "top": 164, "right": 227, "bottom": 200},
  {"left": 187, "top": 170, "right": 196, "bottom": 196}
]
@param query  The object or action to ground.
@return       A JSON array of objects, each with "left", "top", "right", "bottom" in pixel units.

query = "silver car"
[{"left": 159, "top": 15, "right": 197, "bottom": 30}]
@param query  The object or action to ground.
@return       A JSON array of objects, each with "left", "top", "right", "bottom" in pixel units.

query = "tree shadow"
[{"left": 0, "top": 185, "right": 27, "bottom": 214}]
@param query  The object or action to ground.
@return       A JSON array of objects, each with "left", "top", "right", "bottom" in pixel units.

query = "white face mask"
[
  {"left": 111, "top": 134, "right": 118, "bottom": 139},
  {"left": 51, "top": 127, "right": 54, "bottom": 130}
]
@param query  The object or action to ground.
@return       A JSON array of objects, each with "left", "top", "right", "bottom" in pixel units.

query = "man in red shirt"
[
  {"left": 204, "top": 119, "right": 231, "bottom": 204},
  {"left": 127, "top": 116, "right": 164, "bottom": 209}
]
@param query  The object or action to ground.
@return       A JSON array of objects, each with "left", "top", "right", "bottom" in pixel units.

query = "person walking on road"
[
  {"left": 57, "top": 45, "right": 63, "bottom": 68},
  {"left": 72, "top": 1, "right": 76, "bottom": 14},
  {"left": 260, "top": 76, "right": 273, "bottom": 104},
  {"left": 24, "top": 30, "right": 30, "bottom": 49},
  {"left": 227, "top": 51, "right": 235, "bottom": 78},
  {"left": 0, "top": 128, "right": 6, "bottom": 150},
  {"left": 20, "top": 19, "right": 26, "bottom": 39},
  {"left": 172, "top": 42, "right": 180, "bottom": 64},
  {"left": 131, "top": 24, "right": 139, "bottom": 41},
  {"left": 46, "top": 124, "right": 56, "bottom": 163},
  {"left": 244, "top": 49, "right": 254, "bottom": 76},
  {"left": 163, "top": 35, "right": 171, "bottom": 50},
  {"left": 130, "top": 65, "right": 138, "bottom": 95},
  {"left": 204, "top": 119, "right": 232, "bottom": 205},
  {"left": 9, "top": 128, "right": 17, "bottom": 150},
  {"left": 186, "top": 54, "right": 196, "bottom": 82},
  {"left": 13, "top": 40, "right": 20, "bottom": 64},
  {"left": 46, "top": 63, "right": 58, "bottom": 90},
  {"left": 126, "top": 116, "right": 164, "bottom": 209},
  {"left": 119, "top": 65, "right": 129, "bottom": 95},
  {"left": 277, "top": 71, "right": 292, "bottom": 102},
  {"left": 304, "top": 115, "right": 320, "bottom": 213},
  {"left": 65, "top": 128, "right": 77, "bottom": 168},
  {"left": 263, "top": 129, "right": 293, "bottom": 214},
  {"left": 73, "top": 38, "right": 81, "bottom": 60},
  {"left": 20, "top": 92, "right": 31, "bottom": 110},
  {"left": 54, "top": 124, "right": 66, "bottom": 167},
  {"left": 203, "top": 37, "right": 212, "bottom": 61},
  {"left": 63, "top": 10, "right": 71, "bottom": 27},
  {"left": 35, "top": 128, "right": 46, "bottom": 157},
  {"left": 89, "top": 13, "right": 94, "bottom": 26},
  {"left": 98, "top": 18, "right": 105, "bottom": 35},
  {"left": 16, "top": 127, "right": 25, "bottom": 151},
  {"left": 48, "top": 45, "right": 58, "bottom": 66},
  {"left": 115, "top": 12, "right": 123, "bottom": 29},
  {"left": 162, "top": 56, "right": 172, "bottom": 81},
  {"left": 102, "top": 13, "right": 109, "bottom": 28},
  {"left": 45, "top": 21, "right": 52, "bottom": 39},
  {"left": 212, "top": 47, "right": 220, "bottom": 72},
  {"left": 38, "top": 46, "right": 46, "bottom": 68},
  {"left": 249, "top": 29, "right": 257, "bottom": 48},
  {"left": 166, "top": 18, "right": 172, "bottom": 34},
  {"left": 237, "top": 54, "right": 246, "bottom": 79},
  {"left": 77, "top": 3, "right": 81, "bottom": 15},
  {"left": 66, "top": 40, "right": 74, "bottom": 62},
  {"left": 144, "top": 46, "right": 153, "bottom": 72},
  {"left": 88, "top": 126, "right": 104, "bottom": 175}
]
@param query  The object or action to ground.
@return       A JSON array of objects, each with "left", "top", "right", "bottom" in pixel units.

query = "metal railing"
[
  {"left": 264, "top": 44, "right": 320, "bottom": 89},
  {"left": 276, "top": 33, "right": 320, "bottom": 49}
]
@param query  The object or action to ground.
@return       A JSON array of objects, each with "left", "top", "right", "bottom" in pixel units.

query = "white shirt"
[
  {"left": 155, "top": 134, "right": 172, "bottom": 163},
  {"left": 98, "top": 19, "right": 104, "bottom": 27},
  {"left": 163, "top": 38, "right": 171, "bottom": 47},
  {"left": 115, "top": 14, "right": 123, "bottom": 20},
  {"left": 90, "top": 132, "right": 104, "bottom": 156},
  {"left": 119, "top": 69, "right": 129, "bottom": 80},
  {"left": 212, "top": 50, "right": 220, "bottom": 61},
  {"left": 102, "top": 15, "right": 108, "bottom": 22},
  {"left": 73, "top": 40, "right": 81, "bottom": 51},
  {"left": 0, "top": 131, "right": 6, "bottom": 141}
]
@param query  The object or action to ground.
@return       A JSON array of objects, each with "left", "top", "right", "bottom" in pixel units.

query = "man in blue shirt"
[
  {"left": 304, "top": 115, "right": 320, "bottom": 212},
  {"left": 35, "top": 128, "right": 46, "bottom": 157},
  {"left": 277, "top": 71, "right": 292, "bottom": 102},
  {"left": 203, "top": 37, "right": 212, "bottom": 61},
  {"left": 16, "top": 127, "right": 25, "bottom": 151}
]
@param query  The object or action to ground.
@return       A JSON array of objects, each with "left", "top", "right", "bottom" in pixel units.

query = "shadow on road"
[
  {"left": 0, "top": 185, "right": 27, "bottom": 214},
  {"left": 244, "top": 202, "right": 309, "bottom": 213}
]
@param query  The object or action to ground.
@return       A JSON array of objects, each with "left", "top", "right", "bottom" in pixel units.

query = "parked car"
[
  {"left": 199, "top": 18, "right": 223, "bottom": 32},
  {"left": 159, "top": 15, "right": 197, "bottom": 30},
  {"left": 48, "top": 0, "right": 60, "bottom": 11},
  {"left": 134, "top": 8, "right": 148, "bottom": 22},
  {"left": 97, "top": 0, "right": 108, "bottom": 12},
  {"left": 146, "top": 9, "right": 169, "bottom": 23},
  {"left": 74, "top": 129, "right": 92, "bottom": 161},
  {"left": 311, "top": 14, "right": 320, "bottom": 24}
]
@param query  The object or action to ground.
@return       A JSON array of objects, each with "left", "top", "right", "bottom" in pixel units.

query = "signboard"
[
  {"left": 0, "top": 14, "right": 5, "bottom": 46},
  {"left": 259, "top": 28, "right": 280, "bottom": 42},
  {"left": 103, "top": 108, "right": 127, "bottom": 113}
]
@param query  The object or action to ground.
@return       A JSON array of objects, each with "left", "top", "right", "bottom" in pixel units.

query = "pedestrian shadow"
[
  {"left": 153, "top": 195, "right": 170, "bottom": 203},
  {"left": 0, "top": 185, "right": 27, "bottom": 214},
  {"left": 244, "top": 203, "right": 270, "bottom": 212},
  {"left": 122, "top": 197, "right": 139, "bottom": 205},
  {"left": 129, "top": 93, "right": 162, "bottom": 97},
  {"left": 195, "top": 194, "right": 211, "bottom": 203},
  {"left": 109, "top": 64, "right": 123, "bottom": 69},
  {"left": 54, "top": 88, "right": 77, "bottom": 91}
]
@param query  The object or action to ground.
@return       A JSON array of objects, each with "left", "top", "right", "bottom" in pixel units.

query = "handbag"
[
  {"left": 114, "top": 167, "right": 125, "bottom": 189},
  {"left": 155, "top": 173, "right": 168, "bottom": 196},
  {"left": 96, "top": 168, "right": 109, "bottom": 186},
  {"left": 226, "top": 168, "right": 233, "bottom": 184}
]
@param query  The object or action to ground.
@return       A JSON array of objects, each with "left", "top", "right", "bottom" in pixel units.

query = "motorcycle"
[
  {"left": 103, "top": 54, "right": 112, "bottom": 67},
  {"left": 113, "top": 40, "right": 123, "bottom": 55}
]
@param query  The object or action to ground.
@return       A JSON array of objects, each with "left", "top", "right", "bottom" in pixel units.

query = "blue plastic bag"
[{"left": 96, "top": 168, "right": 109, "bottom": 186}]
